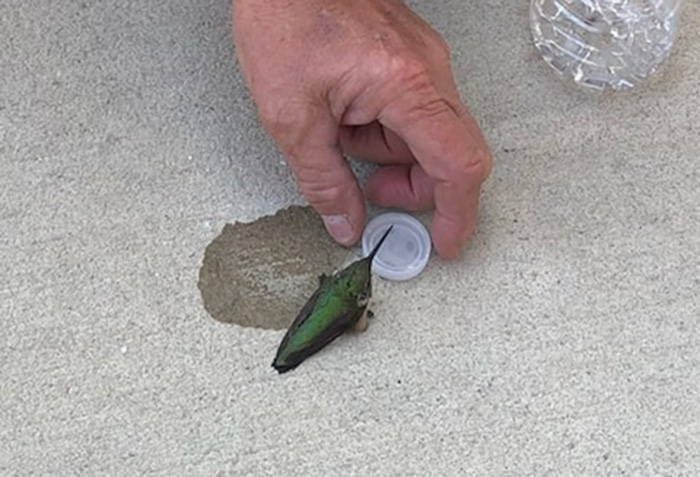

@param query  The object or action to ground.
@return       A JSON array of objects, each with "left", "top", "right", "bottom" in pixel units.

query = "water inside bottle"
[{"left": 531, "top": 0, "right": 682, "bottom": 90}]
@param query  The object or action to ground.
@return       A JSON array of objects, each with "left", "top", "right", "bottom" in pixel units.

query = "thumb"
[{"left": 280, "top": 111, "right": 366, "bottom": 247}]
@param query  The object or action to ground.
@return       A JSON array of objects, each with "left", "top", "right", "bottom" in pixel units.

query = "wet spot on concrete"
[{"left": 198, "top": 206, "right": 354, "bottom": 330}]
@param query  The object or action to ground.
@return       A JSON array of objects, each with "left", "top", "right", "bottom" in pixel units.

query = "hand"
[{"left": 232, "top": 0, "right": 492, "bottom": 259}]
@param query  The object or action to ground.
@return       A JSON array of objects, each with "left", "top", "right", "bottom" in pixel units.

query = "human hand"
[{"left": 232, "top": 0, "right": 492, "bottom": 258}]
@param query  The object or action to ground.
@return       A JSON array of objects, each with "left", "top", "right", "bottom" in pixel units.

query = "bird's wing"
[{"left": 273, "top": 306, "right": 365, "bottom": 373}]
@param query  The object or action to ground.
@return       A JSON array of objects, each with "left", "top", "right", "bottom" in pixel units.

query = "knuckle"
[
  {"left": 438, "top": 37, "right": 451, "bottom": 57},
  {"left": 447, "top": 147, "right": 492, "bottom": 182},
  {"left": 365, "top": 44, "right": 432, "bottom": 90},
  {"left": 389, "top": 55, "right": 432, "bottom": 90},
  {"left": 255, "top": 98, "right": 313, "bottom": 157},
  {"left": 257, "top": 98, "right": 292, "bottom": 132},
  {"left": 295, "top": 168, "right": 347, "bottom": 209},
  {"left": 414, "top": 97, "right": 454, "bottom": 120},
  {"left": 257, "top": 94, "right": 307, "bottom": 130},
  {"left": 479, "top": 147, "right": 494, "bottom": 180},
  {"left": 429, "top": 33, "right": 451, "bottom": 60}
]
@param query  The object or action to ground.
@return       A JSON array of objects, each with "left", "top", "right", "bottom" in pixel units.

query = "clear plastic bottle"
[{"left": 530, "top": 0, "right": 684, "bottom": 90}]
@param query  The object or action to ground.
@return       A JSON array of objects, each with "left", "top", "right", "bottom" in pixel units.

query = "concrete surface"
[{"left": 2, "top": 0, "right": 699, "bottom": 475}]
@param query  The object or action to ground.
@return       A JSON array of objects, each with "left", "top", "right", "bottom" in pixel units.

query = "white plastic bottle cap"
[{"left": 362, "top": 213, "right": 432, "bottom": 281}]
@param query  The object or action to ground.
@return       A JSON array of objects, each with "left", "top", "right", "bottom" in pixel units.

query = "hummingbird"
[{"left": 272, "top": 226, "right": 394, "bottom": 374}]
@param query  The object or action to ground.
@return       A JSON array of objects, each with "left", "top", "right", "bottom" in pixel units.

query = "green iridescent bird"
[{"left": 272, "top": 226, "right": 393, "bottom": 374}]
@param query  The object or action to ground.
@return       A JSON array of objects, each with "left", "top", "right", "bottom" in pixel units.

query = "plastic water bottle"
[{"left": 530, "top": 0, "right": 684, "bottom": 90}]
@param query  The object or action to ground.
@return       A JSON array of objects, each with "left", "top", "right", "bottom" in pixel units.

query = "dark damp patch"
[{"left": 198, "top": 206, "right": 354, "bottom": 330}]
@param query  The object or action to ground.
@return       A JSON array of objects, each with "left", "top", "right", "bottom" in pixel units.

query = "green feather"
[{"left": 272, "top": 226, "right": 393, "bottom": 373}]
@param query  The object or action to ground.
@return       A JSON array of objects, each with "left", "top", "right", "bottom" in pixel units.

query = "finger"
[
  {"left": 279, "top": 109, "right": 366, "bottom": 247},
  {"left": 380, "top": 85, "right": 491, "bottom": 258},
  {"left": 338, "top": 122, "right": 415, "bottom": 164},
  {"left": 366, "top": 164, "right": 436, "bottom": 211},
  {"left": 432, "top": 179, "right": 481, "bottom": 258}
]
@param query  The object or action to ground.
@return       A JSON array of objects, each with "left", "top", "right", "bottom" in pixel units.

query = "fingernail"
[{"left": 322, "top": 214, "right": 355, "bottom": 245}]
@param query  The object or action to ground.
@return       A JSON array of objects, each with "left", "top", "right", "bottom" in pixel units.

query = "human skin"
[{"left": 232, "top": 0, "right": 492, "bottom": 259}]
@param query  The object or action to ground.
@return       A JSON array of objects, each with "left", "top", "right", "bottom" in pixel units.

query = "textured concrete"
[{"left": 2, "top": 0, "right": 699, "bottom": 475}]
